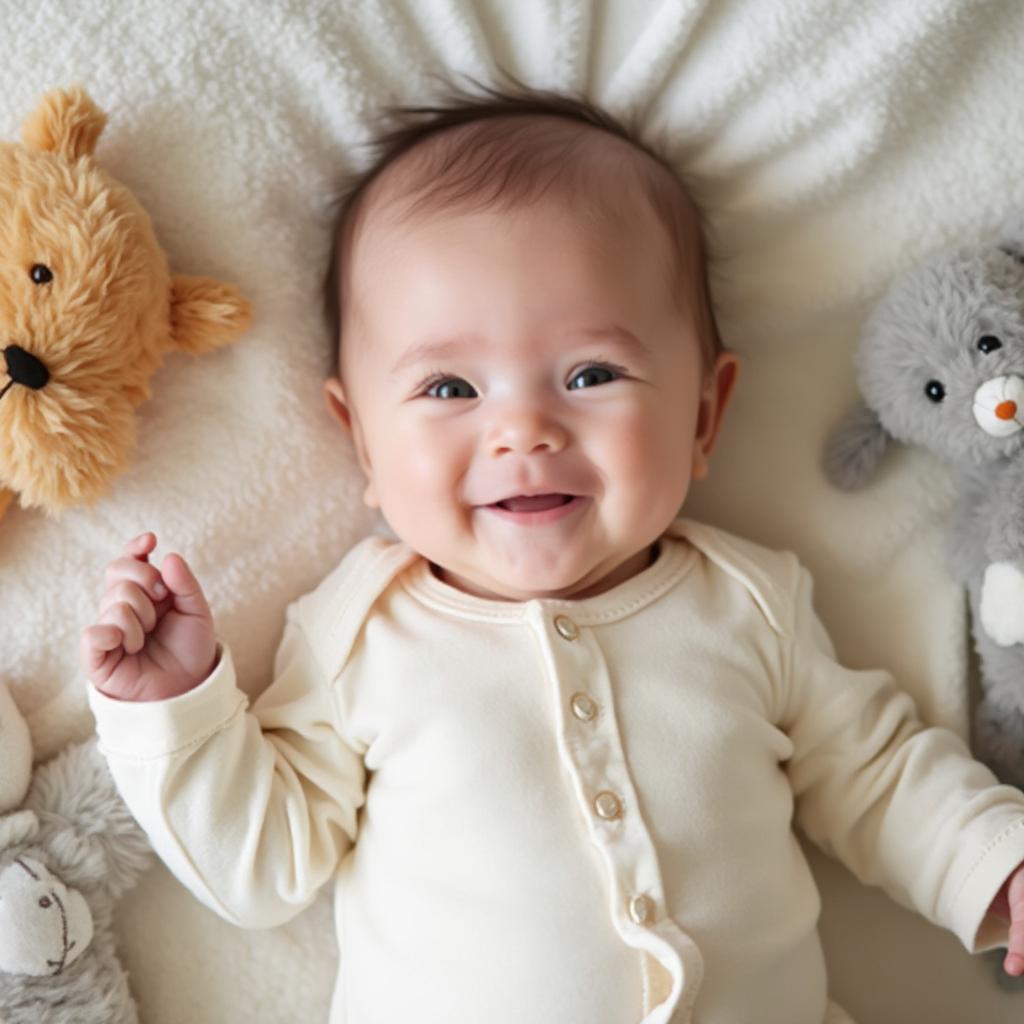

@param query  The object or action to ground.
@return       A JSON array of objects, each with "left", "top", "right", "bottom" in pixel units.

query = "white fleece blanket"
[{"left": 3, "top": 2, "right": 1024, "bottom": 1021}]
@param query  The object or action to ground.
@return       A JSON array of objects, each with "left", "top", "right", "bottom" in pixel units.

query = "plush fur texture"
[
  {"left": 824, "top": 218, "right": 1024, "bottom": 786},
  {"left": 0, "top": 681, "right": 152, "bottom": 1024},
  {"left": 0, "top": 86, "right": 251, "bottom": 520}
]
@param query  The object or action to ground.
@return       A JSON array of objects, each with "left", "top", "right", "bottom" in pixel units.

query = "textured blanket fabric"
[{"left": 2, "top": 2, "right": 1023, "bottom": 1021}]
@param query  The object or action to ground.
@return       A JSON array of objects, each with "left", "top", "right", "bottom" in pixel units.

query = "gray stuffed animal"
[
  {"left": 0, "top": 680, "right": 151, "bottom": 1023},
  {"left": 824, "top": 217, "right": 1024, "bottom": 788}
]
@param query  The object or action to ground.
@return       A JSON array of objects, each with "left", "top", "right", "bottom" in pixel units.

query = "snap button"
[
  {"left": 593, "top": 790, "right": 622, "bottom": 821},
  {"left": 570, "top": 691, "right": 598, "bottom": 722},
  {"left": 553, "top": 614, "right": 579, "bottom": 641},
  {"left": 628, "top": 893, "right": 654, "bottom": 925}
]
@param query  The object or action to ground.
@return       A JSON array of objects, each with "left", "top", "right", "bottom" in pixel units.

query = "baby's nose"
[{"left": 487, "top": 409, "right": 568, "bottom": 456}]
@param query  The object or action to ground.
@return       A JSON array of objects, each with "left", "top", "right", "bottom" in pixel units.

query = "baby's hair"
[{"left": 325, "top": 78, "right": 722, "bottom": 374}]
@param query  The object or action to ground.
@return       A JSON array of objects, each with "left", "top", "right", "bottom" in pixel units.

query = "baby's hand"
[
  {"left": 80, "top": 533, "right": 218, "bottom": 702},
  {"left": 989, "top": 861, "right": 1024, "bottom": 975}
]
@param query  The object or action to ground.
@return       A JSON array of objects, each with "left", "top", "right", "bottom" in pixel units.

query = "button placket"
[{"left": 528, "top": 603, "right": 690, "bottom": 1018}]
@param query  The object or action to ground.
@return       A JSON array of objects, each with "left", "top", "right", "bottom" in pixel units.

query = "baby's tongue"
[{"left": 498, "top": 494, "right": 568, "bottom": 512}]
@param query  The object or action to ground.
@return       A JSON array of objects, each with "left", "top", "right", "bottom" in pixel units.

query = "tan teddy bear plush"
[{"left": 0, "top": 86, "right": 250, "bottom": 521}]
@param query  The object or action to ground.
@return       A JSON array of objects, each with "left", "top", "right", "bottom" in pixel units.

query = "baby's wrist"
[
  {"left": 96, "top": 651, "right": 219, "bottom": 703},
  {"left": 95, "top": 678, "right": 195, "bottom": 703}
]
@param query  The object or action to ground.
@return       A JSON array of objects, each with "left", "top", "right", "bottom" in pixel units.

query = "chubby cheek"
[
  {"left": 598, "top": 403, "right": 695, "bottom": 524},
  {"left": 371, "top": 417, "right": 471, "bottom": 535}
]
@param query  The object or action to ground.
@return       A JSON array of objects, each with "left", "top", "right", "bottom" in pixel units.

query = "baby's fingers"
[
  {"left": 1003, "top": 867, "right": 1024, "bottom": 975},
  {"left": 161, "top": 553, "right": 212, "bottom": 622},
  {"left": 1005, "top": 919, "right": 1024, "bottom": 974},
  {"left": 100, "top": 580, "right": 158, "bottom": 633},
  {"left": 123, "top": 532, "right": 157, "bottom": 559},
  {"left": 80, "top": 624, "right": 124, "bottom": 678},
  {"left": 98, "top": 601, "right": 147, "bottom": 655},
  {"left": 104, "top": 555, "right": 168, "bottom": 603}
]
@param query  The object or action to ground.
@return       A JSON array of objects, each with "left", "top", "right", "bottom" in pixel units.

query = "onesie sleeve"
[
  {"left": 780, "top": 565, "right": 1024, "bottom": 952},
  {"left": 87, "top": 604, "right": 365, "bottom": 929}
]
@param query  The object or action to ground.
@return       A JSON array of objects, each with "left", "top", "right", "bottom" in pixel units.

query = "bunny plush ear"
[
  {"left": 822, "top": 400, "right": 893, "bottom": 491},
  {"left": 20, "top": 86, "right": 107, "bottom": 162},
  {"left": 169, "top": 275, "right": 252, "bottom": 355}
]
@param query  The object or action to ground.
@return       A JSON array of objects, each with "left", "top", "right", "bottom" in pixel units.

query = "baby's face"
[{"left": 326, "top": 196, "right": 736, "bottom": 601}]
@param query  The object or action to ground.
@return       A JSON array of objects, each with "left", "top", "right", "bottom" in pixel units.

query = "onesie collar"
[{"left": 399, "top": 528, "right": 696, "bottom": 626}]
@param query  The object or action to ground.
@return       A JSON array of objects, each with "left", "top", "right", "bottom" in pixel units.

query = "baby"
[{"left": 82, "top": 85, "right": 1024, "bottom": 1024}]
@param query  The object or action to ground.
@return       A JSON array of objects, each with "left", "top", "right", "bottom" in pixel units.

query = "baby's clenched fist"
[{"left": 80, "top": 532, "right": 218, "bottom": 702}]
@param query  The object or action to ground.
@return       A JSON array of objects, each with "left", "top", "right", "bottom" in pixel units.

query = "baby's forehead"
[
  {"left": 343, "top": 113, "right": 695, "bottom": 268},
  {"left": 331, "top": 109, "right": 717, "bottom": 371}
]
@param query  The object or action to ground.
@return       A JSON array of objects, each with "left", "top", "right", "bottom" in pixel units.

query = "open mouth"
[
  {"left": 492, "top": 494, "right": 575, "bottom": 512},
  {"left": 484, "top": 493, "right": 587, "bottom": 526}
]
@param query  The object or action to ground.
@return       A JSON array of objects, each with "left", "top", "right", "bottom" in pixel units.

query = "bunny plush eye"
[
  {"left": 924, "top": 380, "right": 946, "bottom": 403},
  {"left": 978, "top": 334, "right": 1003, "bottom": 354},
  {"left": 29, "top": 264, "right": 53, "bottom": 285}
]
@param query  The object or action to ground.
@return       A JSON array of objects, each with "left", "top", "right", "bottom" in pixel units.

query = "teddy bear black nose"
[{"left": 2, "top": 345, "right": 50, "bottom": 390}]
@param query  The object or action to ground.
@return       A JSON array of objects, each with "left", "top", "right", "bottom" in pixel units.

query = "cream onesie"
[{"left": 87, "top": 519, "right": 1024, "bottom": 1024}]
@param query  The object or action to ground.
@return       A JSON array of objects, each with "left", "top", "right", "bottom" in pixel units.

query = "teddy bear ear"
[
  {"left": 822, "top": 400, "right": 893, "bottom": 491},
  {"left": 21, "top": 86, "right": 107, "bottom": 161},
  {"left": 169, "top": 275, "right": 252, "bottom": 355}
]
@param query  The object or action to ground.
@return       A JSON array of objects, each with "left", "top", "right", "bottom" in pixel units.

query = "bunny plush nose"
[
  {"left": 974, "top": 376, "right": 1024, "bottom": 437},
  {"left": 2, "top": 345, "right": 50, "bottom": 390}
]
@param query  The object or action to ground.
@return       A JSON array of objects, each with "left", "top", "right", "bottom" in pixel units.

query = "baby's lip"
[{"left": 480, "top": 489, "right": 581, "bottom": 506}]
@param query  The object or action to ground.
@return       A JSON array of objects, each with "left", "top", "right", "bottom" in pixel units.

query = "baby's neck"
[{"left": 429, "top": 543, "right": 660, "bottom": 603}]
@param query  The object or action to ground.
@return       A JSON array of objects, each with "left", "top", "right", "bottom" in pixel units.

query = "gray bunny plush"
[
  {"left": 0, "top": 680, "right": 151, "bottom": 1023},
  {"left": 824, "top": 217, "right": 1024, "bottom": 788}
]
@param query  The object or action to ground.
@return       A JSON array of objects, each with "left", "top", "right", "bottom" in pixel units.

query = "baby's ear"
[
  {"left": 21, "top": 86, "right": 106, "bottom": 161},
  {"left": 822, "top": 400, "right": 892, "bottom": 490},
  {"left": 169, "top": 275, "right": 252, "bottom": 355}
]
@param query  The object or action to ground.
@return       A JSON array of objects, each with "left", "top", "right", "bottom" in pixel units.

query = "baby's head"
[{"left": 324, "top": 83, "right": 737, "bottom": 601}]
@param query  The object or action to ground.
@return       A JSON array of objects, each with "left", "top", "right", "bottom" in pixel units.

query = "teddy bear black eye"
[
  {"left": 924, "top": 380, "right": 946, "bottom": 403},
  {"left": 978, "top": 334, "right": 1003, "bottom": 354},
  {"left": 39, "top": 895, "right": 52, "bottom": 908},
  {"left": 30, "top": 264, "right": 53, "bottom": 285}
]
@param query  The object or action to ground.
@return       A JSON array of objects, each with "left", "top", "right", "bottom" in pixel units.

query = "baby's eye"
[
  {"left": 567, "top": 364, "right": 621, "bottom": 390},
  {"left": 425, "top": 376, "right": 477, "bottom": 400},
  {"left": 978, "top": 334, "right": 1003, "bottom": 354}
]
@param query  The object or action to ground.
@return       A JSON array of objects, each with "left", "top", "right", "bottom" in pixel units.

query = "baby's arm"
[
  {"left": 80, "top": 532, "right": 217, "bottom": 702},
  {"left": 81, "top": 534, "right": 365, "bottom": 928},
  {"left": 779, "top": 564, "right": 1024, "bottom": 966}
]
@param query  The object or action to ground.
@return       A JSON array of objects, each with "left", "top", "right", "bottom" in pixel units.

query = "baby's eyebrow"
[
  {"left": 570, "top": 325, "right": 651, "bottom": 357},
  {"left": 390, "top": 325, "right": 649, "bottom": 377},
  {"left": 390, "top": 336, "right": 475, "bottom": 376}
]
